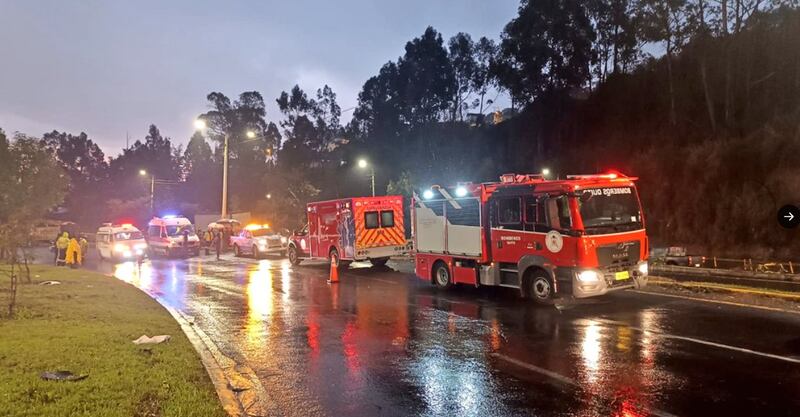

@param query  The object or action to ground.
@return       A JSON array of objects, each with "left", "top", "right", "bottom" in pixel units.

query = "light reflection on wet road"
[{"left": 97, "top": 255, "right": 800, "bottom": 417}]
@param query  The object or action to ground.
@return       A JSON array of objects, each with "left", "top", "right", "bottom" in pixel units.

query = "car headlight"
[
  {"left": 577, "top": 270, "right": 600, "bottom": 282},
  {"left": 638, "top": 262, "right": 649, "bottom": 275},
  {"left": 114, "top": 243, "right": 127, "bottom": 252}
]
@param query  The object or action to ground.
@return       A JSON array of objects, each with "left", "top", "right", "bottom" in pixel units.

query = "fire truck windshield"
[{"left": 578, "top": 186, "right": 643, "bottom": 234}]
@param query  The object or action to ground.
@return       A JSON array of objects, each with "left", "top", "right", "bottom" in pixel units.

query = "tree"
[
  {"left": 42, "top": 130, "right": 109, "bottom": 226},
  {"left": 638, "top": 0, "right": 692, "bottom": 126},
  {"left": 472, "top": 37, "right": 500, "bottom": 115},
  {"left": 396, "top": 27, "right": 456, "bottom": 125},
  {"left": 0, "top": 133, "right": 68, "bottom": 315},
  {"left": 589, "top": 0, "right": 642, "bottom": 82},
  {"left": 495, "top": 0, "right": 597, "bottom": 104},
  {"left": 448, "top": 33, "right": 478, "bottom": 120}
]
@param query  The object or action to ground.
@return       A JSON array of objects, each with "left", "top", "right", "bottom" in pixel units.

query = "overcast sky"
[{"left": 0, "top": 0, "right": 519, "bottom": 155}]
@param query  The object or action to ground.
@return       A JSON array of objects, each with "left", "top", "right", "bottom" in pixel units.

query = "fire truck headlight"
[
  {"left": 638, "top": 262, "right": 649, "bottom": 276},
  {"left": 455, "top": 186, "right": 467, "bottom": 197},
  {"left": 577, "top": 270, "right": 600, "bottom": 283},
  {"left": 422, "top": 189, "right": 434, "bottom": 199}
]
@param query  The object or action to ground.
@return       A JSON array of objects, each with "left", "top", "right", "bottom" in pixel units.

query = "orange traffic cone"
[{"left": 327, "top": 256, "right": 339, "bottom": 284}]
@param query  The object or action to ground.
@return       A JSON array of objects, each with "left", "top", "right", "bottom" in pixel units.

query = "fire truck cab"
[
  {"left": 413, "top": 173, "right": 649, "bottom": 303},
  {"left": 288, "top": 196, "right": 407, "bottom": 268}
]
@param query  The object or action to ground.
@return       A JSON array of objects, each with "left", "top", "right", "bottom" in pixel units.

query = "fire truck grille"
[{"left": 596, "top": 241, "right": 640, "bottom": 268}]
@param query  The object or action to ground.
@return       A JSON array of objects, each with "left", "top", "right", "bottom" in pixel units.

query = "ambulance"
[
  {"left": 287, "top": 196, "right": 407, "bottom": 268},
  {"left": 96, "top": 223, "right": 148, "bottom": 262},
  {"left": 146, "top": 215, "right": 201, "bottom": 257}
]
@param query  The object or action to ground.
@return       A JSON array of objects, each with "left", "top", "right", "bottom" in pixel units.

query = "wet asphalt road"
[{"left": 84, "top": 253, "right": 800, "bottom": 417}]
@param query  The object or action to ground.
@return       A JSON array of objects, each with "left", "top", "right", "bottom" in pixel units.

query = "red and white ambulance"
[
  {"left": 287, "top": 196, "right": 406, "bottom": 268},
  {"left": 413, "top": 173, "right": 649, "bottom": 303},
  {"left": 146, "top": 215, "right": 201, "bottom": 257}
]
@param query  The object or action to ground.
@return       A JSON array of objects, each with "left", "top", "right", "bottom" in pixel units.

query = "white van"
[
  {"left": 96, "top": 223, "right": 148, "bottom": 261},
  {"left": 146, "top": 216, "right": 200, "bottom": 257}
]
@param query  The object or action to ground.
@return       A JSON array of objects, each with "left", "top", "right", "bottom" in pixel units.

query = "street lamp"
[
  {"left": 542, "top": 168, "right": 551, "bottom": 178},
  {"left": 357, "top": 159, "right": 375, "bottom": 197},
  {"left": 246, "top": 130, "right": 256, "bottom": 139}
]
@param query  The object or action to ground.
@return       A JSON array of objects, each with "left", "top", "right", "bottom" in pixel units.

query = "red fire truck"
[
  {"left": 287, "top": 196, "right": 407, "bottom": 268},
  {"left": 412, "top": 173, "right": 649, "bottom": 303}
]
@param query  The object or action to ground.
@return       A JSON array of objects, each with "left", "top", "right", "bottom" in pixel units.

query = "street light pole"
[
  {"left": 150, "top": 175, "right": 155, "bottom": 215},
  {"left": 370, "top": 168, "right": 375, "bottom": 197},
  {"left": 221, "top": 133, "right": 229, "bottom": 218}
]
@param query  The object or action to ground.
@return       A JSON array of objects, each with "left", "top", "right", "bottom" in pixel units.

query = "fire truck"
[
  {"left": 412, "top": 173, "right": 649, "bottom": 303},
  {"left": 287, "top": 196, "right": 407, "bottom": 268}
]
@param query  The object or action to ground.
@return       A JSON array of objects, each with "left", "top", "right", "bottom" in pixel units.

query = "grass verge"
[{"left": 0, "top": 265, "right": 227, "bottom": 417}]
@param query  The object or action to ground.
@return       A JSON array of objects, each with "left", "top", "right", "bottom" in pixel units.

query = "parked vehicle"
[
  {"left": 230, "top": 224, "right": 287, "bottom": 258},
  {"left": 412, "top": 173, "right": 649, "bottom": 304},
  {"left": 650, "top": 247, "right": 706, "bottom": 267},
  {"left": 288, "top": 196, "right": 407, "bottom": 268},
  {"left": 146, "top": 215, "right": 200, "bottom": 257},
  {"left": 96, "top": 223, "right": 147, "bottom": 262}
]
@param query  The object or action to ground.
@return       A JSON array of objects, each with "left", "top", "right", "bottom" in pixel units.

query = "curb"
[
  {"left": 648, "top": 277, "right": 800, "bottom": 301},
  {"left": 113, "top": 275, "right": 273, "bottom": 417}
]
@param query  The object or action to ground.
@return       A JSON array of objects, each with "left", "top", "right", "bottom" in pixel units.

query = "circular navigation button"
[{"left": 778, "top": 204, "right": 799, "bottom": 229}]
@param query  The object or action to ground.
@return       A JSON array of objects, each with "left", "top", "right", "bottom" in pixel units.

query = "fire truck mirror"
[{"left": 579, "top": 191, "right": 593, "bottom": 203}]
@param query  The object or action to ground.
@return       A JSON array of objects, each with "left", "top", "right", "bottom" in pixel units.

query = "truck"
[
  {"left": 412, "top": 173, "right": 649, "bottom": 304},
  {"left": 230, "top": 224, "right": 288, "bottom": 258},
  {"left": 287, "top": 196, "right": 407, "bottom": 268}
]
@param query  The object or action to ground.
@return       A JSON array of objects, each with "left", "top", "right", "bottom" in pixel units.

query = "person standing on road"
[
  {"left": 55, "top": 232, "right": 70, "bottom": 266},
  {"left": 65, "top": 236, "right": 81, "bottom": 268},
  {"left": 79, "top": 235, "right": 89, "bottom": 264},
  {"left": 204, "top": 229, "right": 213, "bottom": 255},
  {"left": 214, "top": 229, "right": 222, "bottom": 260}
]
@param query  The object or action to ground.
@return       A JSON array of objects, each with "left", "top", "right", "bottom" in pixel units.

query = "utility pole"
[
  {"left": 150, "top": 175, "right": 155, "bottom": 215},
  {"left": 370, "top": 167, "right": 375, "bottom": 197},
  {"left": 221, "top": 133, "right": 229, "bottom": 218}
]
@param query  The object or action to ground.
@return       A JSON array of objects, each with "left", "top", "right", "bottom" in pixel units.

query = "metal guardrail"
[{"left": 651, "top": 264, "right": 800, "bottom": 283}]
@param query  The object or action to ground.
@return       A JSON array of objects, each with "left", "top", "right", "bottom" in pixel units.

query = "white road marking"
[
  {"left": 491, "top": 353, "right": 680, "bottom": 417},
  {"left": 630, "top": 289, "right": 800, "bottom": 316},
  {"left": 594, "top": 317, "right": 800, "bottom": 364}
]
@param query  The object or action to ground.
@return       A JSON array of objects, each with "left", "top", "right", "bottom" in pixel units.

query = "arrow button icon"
[{"left": 778, "top": 205, "right": 799, "bottom": 229}]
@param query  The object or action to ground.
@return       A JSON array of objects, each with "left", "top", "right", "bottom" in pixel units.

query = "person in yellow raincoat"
[
  {"left": 65, "top": 236, "right": 82, "bottom": 268},
  {"left": 55, "top": 232, "right": 70, "bottom": 266},
  {"left": 79, "top": 235, "right": 89, "bottom": 264}
]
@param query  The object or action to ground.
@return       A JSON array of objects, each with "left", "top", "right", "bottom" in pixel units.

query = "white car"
[
  {"left": 96, "top": 223, "right": 148, "bottom": 261},
  {"left": 146, "top": 215, "right": 201, "bottom": 257},
  {"left": 230, "top": 224, "right": 287, "bottom": 258}
]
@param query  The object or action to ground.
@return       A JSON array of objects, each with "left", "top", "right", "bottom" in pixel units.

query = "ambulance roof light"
[
  {"left": 422, "top": 189, "right": 435, "bottom": 200},
  {"left": 455, "top": 186, "right": 468, "bottom": 197}
]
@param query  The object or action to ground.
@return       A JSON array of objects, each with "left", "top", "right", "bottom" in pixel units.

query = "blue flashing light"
[{"left": 162, "top": 214, "right": 177, "bottom": 219}]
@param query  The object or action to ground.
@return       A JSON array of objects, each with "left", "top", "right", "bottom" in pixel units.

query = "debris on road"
[
  {"left": 132, "top": 335, "right": 172, "bottom": 345},
  {"left": 40, "top": 370, "right": 88, "bottom": 382},
  {"left": 39, "top": 280, "right": 61, "bottom": 285}
]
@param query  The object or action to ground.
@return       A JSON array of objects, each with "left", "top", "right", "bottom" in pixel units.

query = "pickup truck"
[
  {"left": 650, "top": 247, "right": 706, "bottom": 267},
  {"left": 230, "top": 224, "right": 287, "bottom": 258}
]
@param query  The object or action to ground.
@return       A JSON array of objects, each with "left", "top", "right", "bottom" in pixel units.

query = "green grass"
[{"left": 0, "top": 265, "right": 227, "bottom": 417}]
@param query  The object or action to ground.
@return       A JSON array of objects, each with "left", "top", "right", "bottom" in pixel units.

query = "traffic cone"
[{"left": 327, "top": 256, "right": 339, "bottom": 284}]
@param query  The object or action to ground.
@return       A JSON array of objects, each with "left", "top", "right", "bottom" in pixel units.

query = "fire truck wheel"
[
  {"left": 369, "top": 257, "right": 389, "bottom": 267},
  {"left": 233, "top": 244, "right": 241, "bottom": 257},
  {"left": 433, "top": 262, "right": 452, "bottom": 289},
  {"left": 530, "top": 274, "right": 554, "bottom": 304},
  {"left": 288, "top": 246, "right": 301, "bottom": 265}
]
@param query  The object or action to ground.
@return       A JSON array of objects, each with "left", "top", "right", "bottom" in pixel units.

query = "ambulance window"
[
  {"left": 365, "top": 212, "right": 379, "bottom": 229},
  {"left": 148, "top": 226, "right": 160, "bottom": 237},
  {"left": 380, "top": 210, "right": 394, "bottom": 228},
  {"left": 498, "top": 197, "right": 522, "bottom": 230}
]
